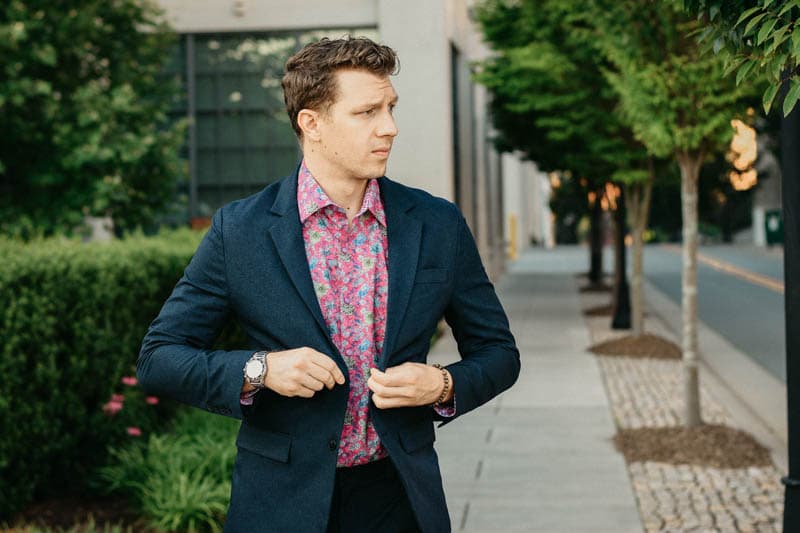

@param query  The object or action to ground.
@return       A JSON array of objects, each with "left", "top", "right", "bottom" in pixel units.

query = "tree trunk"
[
  {"left": 612, "top": 187, "right": 631, "bottom": 329},
  {"left": 588, "top": 187, "right": 604, "bottom": 285},
  {"left": 677, "top": 150, "right": 703, "bottom": 427},
  {"left": 627, "top": 169, "right": 654, "bottom": 337}
]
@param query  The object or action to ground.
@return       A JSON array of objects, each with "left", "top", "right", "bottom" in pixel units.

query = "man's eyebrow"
[{"left": 358, "top": 96, "right": 399, "bottom": 109}]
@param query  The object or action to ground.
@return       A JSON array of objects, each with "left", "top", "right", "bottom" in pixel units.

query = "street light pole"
[
  {"left": 782, "top": 99, "right": 800, "bottom": 532},
  {"left": 612, "top": 187, "right": 631, "bottom": 329}
]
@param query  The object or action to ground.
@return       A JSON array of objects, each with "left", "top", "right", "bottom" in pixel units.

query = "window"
[{"left": 168, "top": 28, "right": 379, "bottom": 220}]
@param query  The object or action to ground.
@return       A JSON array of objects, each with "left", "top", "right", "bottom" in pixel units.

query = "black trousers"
[{"left": 326, "top": 457, "right": 422, "bottom": 533}]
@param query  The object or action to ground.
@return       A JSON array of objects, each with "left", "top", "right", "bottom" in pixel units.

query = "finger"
[
  {"left": 310, "top": 351, "right": 346, "bottom": 384},
  {"left": 368, "top": 377, "right": 413, "bottom": 399},
  {"left": 372, "top": 394, "right": 411, "bottom": 409},
  {"left": 375, "top": 365, "right": 413, "bottom": 387},
  {"left": 306, "top": 363, "right": 337, "bottom": 390},
  {"left": 298, "top": 372, "right": 326, "bottom": 392},
  {"left": 369, "top": 367, "right": 392, "bottom": 386},
  {"left": 295, "top": 385, "right": 316, "bottom": 398}
]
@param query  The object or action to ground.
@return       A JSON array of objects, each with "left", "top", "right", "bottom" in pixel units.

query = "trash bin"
[{"left": 765, "top": 209, "right": 783, "bottom": 245}]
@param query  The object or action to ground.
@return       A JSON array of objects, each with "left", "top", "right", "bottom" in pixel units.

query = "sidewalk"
[{"left": 428, "top": 247, "right": 642, "bottom": 532}]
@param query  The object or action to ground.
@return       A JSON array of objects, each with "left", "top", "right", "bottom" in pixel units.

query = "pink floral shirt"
[
  {"left": 241, "top": 161, "right": 454, "bottom": 466},
  {"left": 297, "top": 161, "right": 390, "bottom": 466}
]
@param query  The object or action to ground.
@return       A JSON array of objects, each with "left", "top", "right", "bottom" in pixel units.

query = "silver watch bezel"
[{"left": 244, "top": 351, "right": 268, "bottom": 388}]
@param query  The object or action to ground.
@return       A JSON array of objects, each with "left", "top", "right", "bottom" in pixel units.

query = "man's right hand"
[{"left": 263, "top": 347, "right": 346, "bottom": 398}]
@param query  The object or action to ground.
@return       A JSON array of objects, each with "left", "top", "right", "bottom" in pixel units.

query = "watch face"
[{"left": 245, "top": 360, "right": 263, "bottom": 379}]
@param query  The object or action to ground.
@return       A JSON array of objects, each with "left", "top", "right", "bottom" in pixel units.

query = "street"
[{"left": 643, "top": 244, "right": 786, "bottom": 381}]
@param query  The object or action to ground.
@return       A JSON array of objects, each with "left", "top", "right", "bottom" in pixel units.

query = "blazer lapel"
[
  {"left": 378, "top": 178, "right": 422, "bottom": 368},
  {"left": 268, "top": 170, "right": 336, "bottom": 354}
]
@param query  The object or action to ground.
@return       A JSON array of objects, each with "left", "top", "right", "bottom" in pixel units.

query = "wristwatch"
[{"left": 244, "top": 351, "right": 269, "bottom": 389}]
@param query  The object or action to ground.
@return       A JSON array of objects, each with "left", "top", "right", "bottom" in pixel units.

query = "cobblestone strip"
[{"left": 580, "top": 290, "right": 784, "bottom": 532}]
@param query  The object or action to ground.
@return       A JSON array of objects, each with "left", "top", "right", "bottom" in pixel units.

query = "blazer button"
[{"left": 328, "top": 439, "right": 338, "bottom": 451}]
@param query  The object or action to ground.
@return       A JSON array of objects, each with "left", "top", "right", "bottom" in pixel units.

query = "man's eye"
[{"left": 363, "top": 108, "right": 375, "bottom": 116}]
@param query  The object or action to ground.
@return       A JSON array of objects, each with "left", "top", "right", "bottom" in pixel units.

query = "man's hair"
[{"left": 282, "top": 36, "right": 399, "bottom": 138}]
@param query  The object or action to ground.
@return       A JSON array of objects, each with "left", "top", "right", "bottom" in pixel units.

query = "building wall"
[{"left": 156, "top": 0, "right": 529, "bottom": 275}]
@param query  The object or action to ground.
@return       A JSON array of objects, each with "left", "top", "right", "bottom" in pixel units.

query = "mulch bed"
[
  {"left": 584, "top": 304, "right": 613, "bottom": 316},
  {"left": 589, "top": 333, "right": 681, "bottom": 359},
  {"left": 579, "top": 283, "right": 613, "bottom": 293},
  {"left": 614, "top": 424, "right": 774, "bottom": 468},
  {"left": 8, "top": 495, "right": 143, "bottom": 532}
]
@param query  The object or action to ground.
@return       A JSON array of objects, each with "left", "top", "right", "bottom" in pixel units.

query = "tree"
[
  {"left": 0, "top": 0, "right": 186, "bottom": 238},
  {"left": 475, "top": 0, "right": 657, "bottom": 331},
  {"left": 589, "top": 0, "right": 754, "bottom": 426},
  {"left": 474, "top": 0, "right": 637, "bottom": 286},
  {"left": 686, "top": 0, "right": 800, "bottom": 116}
]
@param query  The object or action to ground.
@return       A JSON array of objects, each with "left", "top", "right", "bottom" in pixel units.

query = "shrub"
[
  {"left": 0, "top": 228, "right": 247, "bottom": 518},
  {"left": 97, "top": 408, "right": 238, "bottom": 533}
]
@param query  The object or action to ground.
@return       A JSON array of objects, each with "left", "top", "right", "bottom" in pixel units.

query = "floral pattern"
[{"left": 298, "top": 161, "right": 389, "bottom": 467}]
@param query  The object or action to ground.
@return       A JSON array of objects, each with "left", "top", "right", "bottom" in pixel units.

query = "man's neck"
[{"left": 303, "top": 156, "right": 368, "bottom": 222}]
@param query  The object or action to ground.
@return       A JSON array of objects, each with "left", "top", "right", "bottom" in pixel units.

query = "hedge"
[{"left": 0, "top": 229, "right": 237, "bottom": 518}]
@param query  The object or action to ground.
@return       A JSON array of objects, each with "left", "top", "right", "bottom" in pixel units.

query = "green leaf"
[
  {"left": 736, "top": 59, "right": 757, "bottom": 86},
  {"left": 735, "top": 6, "right": 763, "bottom": 27},
  {"left": 784, "top": 79, "right": 800, "bottom": 116},
  {"left": 793, "top": 27, "right": 800, "bottom": 55},
  {"left": 724, "top": 57, "right": 746, "bottom": 77},
  {"left": 778, "top": 1, "right": 798, "bottom": 18},
  {"left": 744, "top": 12, "right": 768, "bottom": 35},
  {"left": 757, "top": 17, "right": 779, "bottom": 45},
  {"left": 763, "top": 83, "right": 780, "bottom": 113},
  {"left": 767, "top": 24, "right": 792, "bottom": 55}
]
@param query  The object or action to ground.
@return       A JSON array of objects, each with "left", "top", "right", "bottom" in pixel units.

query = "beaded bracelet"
[{"left": 431, "top": 363, "right": 450, "bottom": 407}]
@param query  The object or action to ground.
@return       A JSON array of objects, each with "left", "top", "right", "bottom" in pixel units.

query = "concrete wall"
[
  {"left": 157, "top": 0, "right": 377, "bottom": 32},
  {"left": 155, "top": 0, "right": 531, "bottom": 275},
  {"left": 377, "top": 0, "right": 453, "bottom": 201}
]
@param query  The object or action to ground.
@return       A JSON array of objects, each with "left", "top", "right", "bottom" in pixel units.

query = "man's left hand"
[{"left": 368, "top": 363, "right": 450, "bottom": 409}]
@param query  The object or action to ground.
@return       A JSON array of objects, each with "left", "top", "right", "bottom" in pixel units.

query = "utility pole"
[{"left": 782, "top": 99, "right": 800, "bottom": 532}]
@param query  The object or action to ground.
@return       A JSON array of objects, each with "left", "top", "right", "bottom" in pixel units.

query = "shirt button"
[{"left": 328, "top": 439, "right": 338, "bottom": 451}]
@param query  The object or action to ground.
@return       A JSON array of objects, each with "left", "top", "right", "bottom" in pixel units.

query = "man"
[{"left": 138, "top": 36, "right": 519, "bottom": 533}]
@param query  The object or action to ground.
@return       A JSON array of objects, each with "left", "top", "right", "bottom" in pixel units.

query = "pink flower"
[
  {"left": 145, "top": 396, "right": 159, "bottom": 405},
  {"left": 111, "top": 394, "right": 125, "bottom": 403},
  {"left": 126, "top": 426, "right": 142, "bottom": 437},
  {"left": 121, "top": 376, "right": 137, "bottom": 386},
  {"left": 103, "top": 400, "right": 123, "bottom": 415}
]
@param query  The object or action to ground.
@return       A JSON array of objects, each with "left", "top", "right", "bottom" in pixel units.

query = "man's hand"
[
  {"left": 368, "top": 362, "right": 451, "bottom": 409},
  {"left": 263, "top": 347, "right": 346, "bottom": 398}
]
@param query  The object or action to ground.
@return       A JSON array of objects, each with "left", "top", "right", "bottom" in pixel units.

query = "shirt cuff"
[
  {"left": 433, "top": 395, "right": 456, "bottom": 417},
  {"left": 240, "top": 388, "right": 258, "bottom": 406}
]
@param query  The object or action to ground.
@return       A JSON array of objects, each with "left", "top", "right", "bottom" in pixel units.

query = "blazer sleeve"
[
  {"left": 438, "top": 211, "right": 521, "bottom": 426},
  {"left": 137, "top": 208, "right": 253, "bottom": 419}
]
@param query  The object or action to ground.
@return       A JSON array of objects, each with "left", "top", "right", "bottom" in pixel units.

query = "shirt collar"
[{"left": 296, "top": 160, "right": 386, "bottom": 227}]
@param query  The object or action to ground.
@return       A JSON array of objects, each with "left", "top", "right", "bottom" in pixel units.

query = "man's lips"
[{"left": 372, "top": 147, "right": 391, "bottom": 156}]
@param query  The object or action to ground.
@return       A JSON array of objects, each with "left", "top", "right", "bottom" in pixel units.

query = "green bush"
[
  {"left": 97, "top": 408, "right": 238, "bottom": 533},
  {"left": 0, "top": 229, "right": 239, "bottom": 518}
]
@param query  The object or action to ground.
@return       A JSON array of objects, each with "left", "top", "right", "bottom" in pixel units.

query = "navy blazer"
[{"left": 138, "top": 169, "right": 520, "bottom": 532}]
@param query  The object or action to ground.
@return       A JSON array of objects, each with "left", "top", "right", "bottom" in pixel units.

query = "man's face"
[{"left": 310, "top": 69, "right": 399, "bottom": 181}]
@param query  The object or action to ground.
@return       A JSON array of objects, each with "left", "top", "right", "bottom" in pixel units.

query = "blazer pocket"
[
  {"left": 414, "top": 268, "right": 448, "bottom": 284},
  {"left": 398, "top": 422, "right": 436, "bottom": 454},
  {"left": 236, "top": 423, "right": 292, "bottom": 463}
]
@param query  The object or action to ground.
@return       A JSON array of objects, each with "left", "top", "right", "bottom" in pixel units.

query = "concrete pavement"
[{"left": 428, "top": 247, "right": 643, "bottom": 532}]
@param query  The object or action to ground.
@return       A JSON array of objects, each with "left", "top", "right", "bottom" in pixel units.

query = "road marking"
[{"left": 664, "top": 245, "right": 784, "bottom": 294}]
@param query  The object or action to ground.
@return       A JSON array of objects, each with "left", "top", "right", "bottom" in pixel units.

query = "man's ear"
[{"left": 297, "top": 109, "right": 322, "bottom": 142}]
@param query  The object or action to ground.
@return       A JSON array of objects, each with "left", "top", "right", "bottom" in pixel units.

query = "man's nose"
[{"left": 378, "top": 112, "right": 398, "bottom": 137}]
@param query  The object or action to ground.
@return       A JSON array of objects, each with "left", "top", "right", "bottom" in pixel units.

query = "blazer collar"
[{"left": 267, "top": 168, "right": 423, "bottom": 369}]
